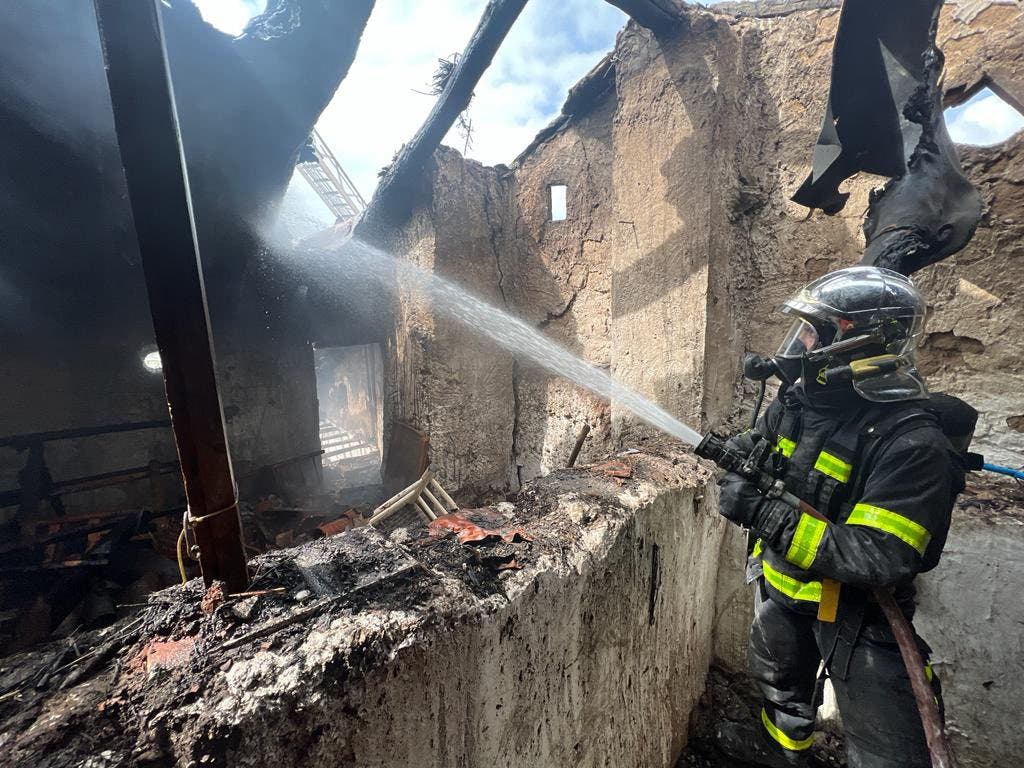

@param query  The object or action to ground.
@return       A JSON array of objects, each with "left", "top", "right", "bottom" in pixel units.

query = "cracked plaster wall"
[
  {"left": 384, "top": 3, "right": 1024, "bottom": 763},
  {"left": 386, "top": 2, "right": 1023, "bottom": 496}
]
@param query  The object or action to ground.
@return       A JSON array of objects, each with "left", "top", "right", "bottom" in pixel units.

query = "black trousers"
[{"left": 749, "top": 584, "right": 943, "bottom": 768}]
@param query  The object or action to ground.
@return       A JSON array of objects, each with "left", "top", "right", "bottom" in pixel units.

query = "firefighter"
[{"left": 715, "top": 266, "right": 966, "bottom": 767}]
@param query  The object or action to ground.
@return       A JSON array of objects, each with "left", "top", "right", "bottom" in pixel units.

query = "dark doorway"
[{"left": 314, "top": 343, "right": 383, "bottom": 490}]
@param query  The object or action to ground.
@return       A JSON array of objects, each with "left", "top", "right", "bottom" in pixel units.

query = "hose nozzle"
[{"left": 742, "top": 353, "right": 778, "bottom": 382}]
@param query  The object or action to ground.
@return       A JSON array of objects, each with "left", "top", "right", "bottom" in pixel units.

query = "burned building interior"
[{"left": 1, "top": 0, "right": 1022, "bottom": 766}]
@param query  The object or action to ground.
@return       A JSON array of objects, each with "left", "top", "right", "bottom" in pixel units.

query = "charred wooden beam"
[
  {"left": 0, "top": 420, "right": 171, "bottom": 449},
  {"left": 860, "top": 44, "right": 983, "bottom": 275},
  {"left": 93, "top": 0, "right": 248, "bottom": 591},
  {"left": 791, "top": 0, "right": 982, "bottom": 275},
  {"left": 357, "top": 0, "right": 529, "bottom": 238},
  {"left": 606, "top": 0, "right": 685, "bottom": 31}
]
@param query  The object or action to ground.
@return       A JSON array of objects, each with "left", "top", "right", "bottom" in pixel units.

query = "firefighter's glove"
[
  {"left": 717, "top": 471, "right": 765, "bottom": 528},
  {"left": 724, "top": 431, "right": 763, "bottom": 459}
]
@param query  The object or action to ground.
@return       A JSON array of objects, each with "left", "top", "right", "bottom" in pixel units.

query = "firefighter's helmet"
[{"left": 774, "top": 266, "right": 928, "bottom": 402}]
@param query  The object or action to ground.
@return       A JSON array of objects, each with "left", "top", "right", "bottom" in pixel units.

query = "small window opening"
[
  {"left": 315, "top": 343, "right": 384, "bottom": 490},
  {"left": 945, "top": 86, "right": 1024, "bottom": 147},
  {"left": 549, "top": 184, "right": 568, "bottom": 222}
]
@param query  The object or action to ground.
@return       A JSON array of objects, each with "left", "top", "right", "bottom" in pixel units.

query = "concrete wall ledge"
[{"left": 2, "top": 450, "right": 723, "bottom": 768}]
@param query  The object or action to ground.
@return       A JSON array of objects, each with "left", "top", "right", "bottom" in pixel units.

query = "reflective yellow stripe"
[
  {"left": 786, "top": 513, "right": 827, "bottom": 570},
  {"left": 761, "top": 708, "right": 815, "bottom": 751},
  {"left": 925, "top": 663, "right": 934, "bottom": 682},
  {"left": 752, "top": 538, "right": 764, "bottom": 558},
  {"left": 763, "top": 560, "right": 822, "bottom": 603},
  {"left": 814, "top": 450, "right": 852, "bottom": 483},
  {"left": 847, "top": 503, "right": 931, "bottom": 556},
  {"left": 775, "top": 436, "right": 796, "bottom": 458}
]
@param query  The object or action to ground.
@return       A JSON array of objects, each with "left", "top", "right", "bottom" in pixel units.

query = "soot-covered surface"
[{"left": 0, "top": 448, "right": 713, "bottom": 767}]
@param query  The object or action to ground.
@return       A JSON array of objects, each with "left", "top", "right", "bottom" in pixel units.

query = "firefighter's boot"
[{"left": 715, "top": 719, "right": 812, "bottom": 767}]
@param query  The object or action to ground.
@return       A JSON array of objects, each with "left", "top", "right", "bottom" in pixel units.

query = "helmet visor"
[
  {"left": 853, "top": 367, "right": 929, "bottom": 402},
  {"left": 776, "top": 318, "right": 820, "bottom": 359}
]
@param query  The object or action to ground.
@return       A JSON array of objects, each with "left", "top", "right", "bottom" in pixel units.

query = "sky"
[
  {"left": 192, "top": 0, "right": 630, "bottom": 233},
  {"left": 192, "top": 0, "right": 1024, "bottom": 235},
  {"left": 946, "top": 87, "right": 1024, "bottom": 147}
]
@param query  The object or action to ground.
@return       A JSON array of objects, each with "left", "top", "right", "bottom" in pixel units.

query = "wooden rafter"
[
  {"left": 357, "top": 0, "right": 529, "bottom": 237},
  {"left": 606, "top": 0, "right": 685, "bottom": 31}
]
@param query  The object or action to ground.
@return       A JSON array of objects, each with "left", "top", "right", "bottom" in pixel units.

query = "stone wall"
[
  {"left": 915, "top": 483, "right": 1024, "bottom": 768},
  {"left": 915, "top": 135, "right": 1024, "bottom": 464},
  {"left": 388, "top": 1, "right": 1023, "bottom": 487},
  {"left": 507, "top": 74, "right": 619, "bottom": 483},
  {"left": 2, "top": 452, "right": 726, "bottom": 768},
  {"left": 383, "top": 153, "right": 519, "bottom": 499}
]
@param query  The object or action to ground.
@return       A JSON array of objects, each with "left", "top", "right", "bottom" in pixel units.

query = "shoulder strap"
[
  {"left": 807, "top": 407, "right": 878, "bottom": 511},
  {"left": 775, "top": 403, "right": 802, "bottom": 456},
  {"left": 848, "top": 405, "right": 939, "bottom": 502}
]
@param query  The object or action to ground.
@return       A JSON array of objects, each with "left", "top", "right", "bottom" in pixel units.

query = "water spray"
[{"left": 323, "top": 239, "right": 706, "bottom": 447}]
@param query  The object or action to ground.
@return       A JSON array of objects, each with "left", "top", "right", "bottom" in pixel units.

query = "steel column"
[{"left": 92, "top": 0, "right": 248, "bottom": 590}]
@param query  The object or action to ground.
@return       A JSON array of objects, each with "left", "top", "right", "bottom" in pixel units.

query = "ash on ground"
[{"left": 676, "top": 668, "right": 847, "bottom": 768}]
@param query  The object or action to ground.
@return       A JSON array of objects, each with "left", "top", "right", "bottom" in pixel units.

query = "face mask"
[{"left": 772, "top": 355, "right": 804, "bottom": 387}]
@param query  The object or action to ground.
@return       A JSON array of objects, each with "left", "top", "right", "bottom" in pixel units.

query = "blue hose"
[{"left": 983, "top": 463, "right": 1024, "bottom": 480}]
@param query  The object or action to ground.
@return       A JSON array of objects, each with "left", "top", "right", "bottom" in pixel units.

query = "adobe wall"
[
  {"left": 382, "top": 3, "right": 1024, "bottom": 764},
  {"left": 3, "top": 452, "right": 725, "bottom": 768},
  {"left": 382, "top": 153, "right": 520, "bottom": 499}
]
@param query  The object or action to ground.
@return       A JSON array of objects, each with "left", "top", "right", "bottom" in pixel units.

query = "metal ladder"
[{"left": 296, "top": 129, "right": 367, "bottom": 223}]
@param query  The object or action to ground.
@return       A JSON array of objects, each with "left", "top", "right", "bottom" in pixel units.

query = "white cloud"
[
  {"left": 946, "top": 87, "right": 1024, "bottom": 147},
  {"left": 193, "top": 1, "right": 627, "bottom": 233}
]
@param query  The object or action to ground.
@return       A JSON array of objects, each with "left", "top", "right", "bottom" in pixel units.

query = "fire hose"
[{"left": 695, "top": 433, "right": 955, "bottom": 768}]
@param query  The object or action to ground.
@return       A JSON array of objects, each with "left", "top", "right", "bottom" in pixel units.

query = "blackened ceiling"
[{"left": 0, "top": 0, "right": 374, "bottom": 352}]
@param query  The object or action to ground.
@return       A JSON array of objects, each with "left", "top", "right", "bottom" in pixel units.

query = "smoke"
[{"left": 275, "top": 235, "right": 704, "bottom": 447}]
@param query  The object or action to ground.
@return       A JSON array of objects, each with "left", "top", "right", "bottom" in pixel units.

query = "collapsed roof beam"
[
  {"left": 790, "top": 0, "right": 983, "bottom": 275},
  {"left": 93, "top": 0, "right": 249, "bottom": 591},
  {"left": 357, "top": 0, "right": 529, "bottom": 238},
  {"left": 606, "top": 0, "right": 685, "bottom": 31}
]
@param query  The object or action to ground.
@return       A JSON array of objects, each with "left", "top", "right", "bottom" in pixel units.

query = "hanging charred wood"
[
  {"left": 791, "top": 0, "right": 982, "bottom": 275},
  {"left": 357, "top": 0, "right": 529, "bottom": 238},
  {"left": 93, "top": 0, "right": 248, "bottom": 591},
  {"left": 860, "top": 42, "right": 983, "bottom": 274},
  {"left": 606, "top": 0, "right": 685, "bottom": 31}
]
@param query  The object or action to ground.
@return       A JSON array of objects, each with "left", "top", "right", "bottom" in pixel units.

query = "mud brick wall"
[{"left": 2, "top": 453, "right": 725, "bottom": 768}]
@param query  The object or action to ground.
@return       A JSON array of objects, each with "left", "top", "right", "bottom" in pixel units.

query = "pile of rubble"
[{"left": 1, "top": 448, "right": 720, "bottom": 768}]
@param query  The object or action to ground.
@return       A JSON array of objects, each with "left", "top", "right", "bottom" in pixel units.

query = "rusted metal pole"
[{"left": 92, "top": 0, "right": 248, "bottom": 591}]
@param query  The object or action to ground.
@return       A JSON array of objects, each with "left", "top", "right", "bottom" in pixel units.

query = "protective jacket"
[{"left": 745, "top": 386, "right": 964, "bottom": 614}]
